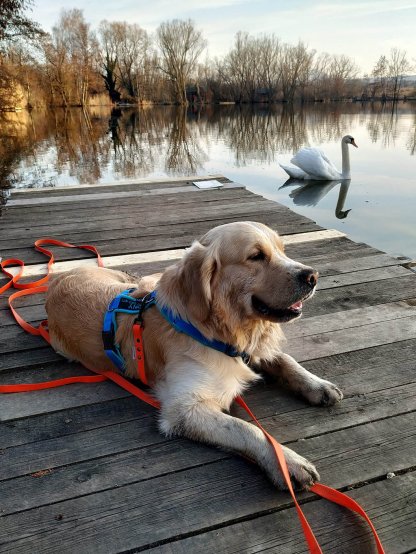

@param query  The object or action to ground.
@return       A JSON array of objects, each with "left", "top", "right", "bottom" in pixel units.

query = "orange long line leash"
[{"left": 0, "top": 239, "right": 385, "bottom": 554}]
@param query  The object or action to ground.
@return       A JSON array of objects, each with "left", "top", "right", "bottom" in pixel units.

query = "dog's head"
[{"left": 158, "top": 222, "right": 318, "bottom": 336}]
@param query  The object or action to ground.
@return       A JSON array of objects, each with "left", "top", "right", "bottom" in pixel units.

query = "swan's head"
[{"left": 342, "top": 135, "right": 358, "bottom": 148}]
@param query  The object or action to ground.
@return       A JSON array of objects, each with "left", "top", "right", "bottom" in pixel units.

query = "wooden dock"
[{"left": 1, "top": 175, "right": 415, "bottom": 553}]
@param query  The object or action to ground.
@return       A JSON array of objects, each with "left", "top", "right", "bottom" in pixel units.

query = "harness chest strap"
[
  {"left": 101, "top": 289, "right": 157, "bottom": 382},
  {"left": 0, "top": 238, "right": 385, "bottom": 554}
]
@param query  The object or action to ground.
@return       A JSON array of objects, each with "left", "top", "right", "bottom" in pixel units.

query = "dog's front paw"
[
  {"left": 265, "top": 445, "right": 320, "bottom": 490},
  {"left": 307, "top": 378, "right": 343, "bottom": 406},
  {"left": 280, "top": 446, "right": 320, "bottom": 490}
]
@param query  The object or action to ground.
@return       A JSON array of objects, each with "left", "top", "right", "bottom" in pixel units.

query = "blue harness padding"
[
  {"left": 102, "top": 289, "right": 157, "bottom": 374},
  {"left": 102, "top": 289, "right": 250, "bottom": 374}
]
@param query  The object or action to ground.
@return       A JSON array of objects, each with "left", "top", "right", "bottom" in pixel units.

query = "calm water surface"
[{"left": 1, "top": 103, "right": 415, "bottom": 259}]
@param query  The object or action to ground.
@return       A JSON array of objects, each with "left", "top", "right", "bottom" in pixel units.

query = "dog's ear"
[
  {"left": 181, "top": 241, "right": 217, "bottom": 323},
  {"left": 157, "top": 241, "right": 218, "bottom": 324}
]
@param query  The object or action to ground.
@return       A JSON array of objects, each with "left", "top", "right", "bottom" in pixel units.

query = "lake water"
[{"left": 1, "top": 103, "right": 415, "bottom": 259}]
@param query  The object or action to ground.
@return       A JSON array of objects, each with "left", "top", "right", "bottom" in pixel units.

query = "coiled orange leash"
[{"left": 0, "top": 239, "right": 384, "bottom": 553}]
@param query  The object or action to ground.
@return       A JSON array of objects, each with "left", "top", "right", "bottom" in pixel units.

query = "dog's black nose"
[{"left": 298, "top": 268, "right": 318, "bottom": 288}]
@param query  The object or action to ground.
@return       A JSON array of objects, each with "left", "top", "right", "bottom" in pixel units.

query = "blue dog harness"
[
  {"left": 102, "top": 289, "right": 250, "bottom": 377},
  {"left": 102, "top": 289, "right": 157, "bottom": 374}
]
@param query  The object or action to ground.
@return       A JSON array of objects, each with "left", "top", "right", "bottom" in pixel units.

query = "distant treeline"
[{"left": 0, "top": 3, "right": 415, "bottom": 109}]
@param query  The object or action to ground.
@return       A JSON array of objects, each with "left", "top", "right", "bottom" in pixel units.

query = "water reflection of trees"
[
  {"left": 406, "top": 113, "right": 416, "bottom": 156},
  {"left": 1, "top": 102, "right": 415, "bottom": 192},
  {"left": 0, "top": 111, "right": 32, "bottom": 199},
  {"left": 218, "top": 105, "right": 309, "bottom": 166},
  {"left": 51, "top": 109, "right": 108, "bottom": 184},
  {"left": 166, "top": 108, "right": 208, "bottom": 174},
  {"left": 366, "top": 103, "right": 400, "bottom": 148}
]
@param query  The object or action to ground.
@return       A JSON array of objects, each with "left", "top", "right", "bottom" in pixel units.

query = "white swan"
[{"left": 280, "top": 135, "right": 358, "bottom": 180}]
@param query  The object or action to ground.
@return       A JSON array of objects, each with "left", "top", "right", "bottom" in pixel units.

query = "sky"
[{"left": 29, "top": 0, "right": 416, "bottom": 74}]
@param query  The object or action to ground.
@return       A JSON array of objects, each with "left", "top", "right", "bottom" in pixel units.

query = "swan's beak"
[{"left": 351, "top": 139, "right": 358, "bottom": 148}]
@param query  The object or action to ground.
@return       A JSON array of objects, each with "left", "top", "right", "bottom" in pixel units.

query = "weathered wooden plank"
[
  {"left": 152, "top": 473, "right": 416, "bottom": 554},
  {"left": 0, "top": 363, "right": 130, "bottom": 420},
  {"left": 316, "top": 253, "right": 410, "bottom": 276},
  {"left": 1, "top": 230, "right": 345, "bottom": 283},
  {"left": 0, "top": 346, "right": 61, "bottom": 371},
  {"left": 0, "top": 200, "right": 298, "bottom": 239},
  {"left": 9, "top": 174, "right": 229, "bottom": 196},
  {"left": 0, "top": 200, "right": 317, "bottom": 251},
  {"left": 286, "top": 313, "right": 416, "bottom": 361},
  {"left": 0, "top": 395, "right": 151, "bottom": 449},
  {"left": 0, "top": 219, "right": 321, "bottom": 265},
  {"left": 2, "top": 191, "right": 268, "bottom": 222},
  {"left": 286, "top": 299, "right": 416, "bottom": 339},
  {"left": 0, "top": 195, "right": 258, "bottom": 238},
  {"left": 0, "top": 239, "right": 375, "bottom": 290},
  {"left": 2, "top": 186, "right": 254, "bottom": 217},
  {"left": 0, "top": 416, "right": 164, "bottom": 482},
  {"left": 0, "top": 415, "right": 414, "bottom": 554},
  {"left": 305, "top": 274, "right": 416, "bottom": 317},
  {"left": 4, "top": 334, "right": 416, "bottom": 443},
  {"left": 1, "top": 206, "right": 306, "bottom": 240},
  {"left": 1, "top": 409, "right": 415, "bottom": 521},
  {"left": 3, "top": 345, "right": 416, "bottom": 454},
  {"left": 287, "top": 242, "right": 384, "bottom": 269},
  {"left": 2, "top": 336, "right": 416, "bottom": 428},
  {"left": 0, "top": 189, "right": 255, "bottom": 228},
  {"left": 6, "top": 182, "right": 244, "bottom": 207},
  {"left": 3, "top": 336, "right": 416, "bottom": 443},
  {"left": 317, "top": 265, "right": 411, "bottom": 289}
]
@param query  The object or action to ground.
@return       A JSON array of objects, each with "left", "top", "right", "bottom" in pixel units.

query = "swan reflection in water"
[{"left": 279, "top": 179, "right": 352, "bottom": 219}]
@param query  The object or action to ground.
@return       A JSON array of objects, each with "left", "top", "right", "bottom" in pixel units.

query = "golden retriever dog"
[{"left": 46, "top": 221, "right": 342, "bottom": 489}]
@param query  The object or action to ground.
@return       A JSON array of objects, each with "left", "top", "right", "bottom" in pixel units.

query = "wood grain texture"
[{"left": 151, "top": 473, "right": 416, "bottom": 554}]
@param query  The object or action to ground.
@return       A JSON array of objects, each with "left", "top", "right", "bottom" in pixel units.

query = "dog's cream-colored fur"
[{"left": 46, "top": 221, "right": 342, "bottom": 489}]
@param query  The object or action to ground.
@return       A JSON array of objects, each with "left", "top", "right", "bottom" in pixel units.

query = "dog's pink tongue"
[{"left": 290, "top": 300, "right": 303, "bottom": 311}]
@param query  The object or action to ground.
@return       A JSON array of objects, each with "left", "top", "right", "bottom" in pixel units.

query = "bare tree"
[
  {"left": 327, "top": 54, "right": 358, "bottom": 99},
  {"left": 42, "top": 10, "right": 98, "bottom": 107},
  {"left": 64, "top": 10, "right": 98, "bottom": 107},
  {"left": 157, "top": 19, "right": 206, "bottom": 105},
  {"left": 388, "top": 48, "right": 413, "bottom": 101},
  {"left": 222, "top": 32, "right": 257, "bottom": 102},
  {"left": 41, "top": 29, "right": 71, "bottom": 107},
  {"left": 98, "top": 20, "right": 120, "bottom": 103},
  {"left": 371, "top": 55, "right": 388, "bottom": 98},
  {"left": 0, "top": 0, "right": 44, "bottom": 45},
  {"left": 256, "top": 34, "right": 282, "bottom": 102},
  {"left": 280, "top": 42, "right": 314, "bottom": 102},
  {"left": 98, "top": 21, "right": 152, "bottom": 103},
  {"left": 116, "top": 22, "right": 149, "bottom": 101},
  {"left": 309, "top": 52, "right": 357, "bottom": 100}
]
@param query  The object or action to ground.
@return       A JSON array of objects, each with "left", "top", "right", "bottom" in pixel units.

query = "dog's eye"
[{"left": 248, "top": 251, "right": 266, "bottom": 261}]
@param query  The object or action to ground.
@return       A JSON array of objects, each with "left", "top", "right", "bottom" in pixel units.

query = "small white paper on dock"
[{"left": 193, "top": 179, "right": 223, "bottom": 189}]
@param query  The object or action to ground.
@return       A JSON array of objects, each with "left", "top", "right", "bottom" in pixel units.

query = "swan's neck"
[{"left": 341, "top": 141, "right": 350, "bottom": 178}]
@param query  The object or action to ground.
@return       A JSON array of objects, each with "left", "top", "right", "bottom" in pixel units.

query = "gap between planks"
[{"left": 3, "top": 229, "right": 346, "bottom": 277}]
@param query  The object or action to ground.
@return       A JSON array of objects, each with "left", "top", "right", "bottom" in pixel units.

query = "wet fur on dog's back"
[{"left": 46, "top": 221, "right": 343, "bottom": 489}]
